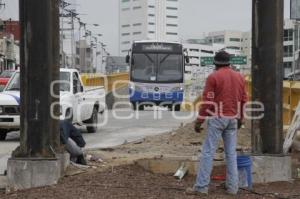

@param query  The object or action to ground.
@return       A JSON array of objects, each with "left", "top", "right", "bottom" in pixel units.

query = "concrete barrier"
[
  {"left": 81, "top": 73, "right": 129, "bottom": 93},
  {"left": 7, "top": 158, "right": 61, "bottom": 190},
  {"left": 136, "top": 155, "right": 292, "bottom": 183}
]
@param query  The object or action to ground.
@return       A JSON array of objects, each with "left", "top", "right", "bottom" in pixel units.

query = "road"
[{"left": 0, "top": 109, "right": 196, "bottom": 175}]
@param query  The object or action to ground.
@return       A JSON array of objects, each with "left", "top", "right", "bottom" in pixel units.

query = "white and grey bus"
[{"left": 126, "top": 41, "right": 189, "bottom": 111}]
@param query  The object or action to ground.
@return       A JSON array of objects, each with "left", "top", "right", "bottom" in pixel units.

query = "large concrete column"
[
  {"left": 15, "top": 0, "right": 60, "bottom": 158},
  {"left": 252, "top": 0, "right": 284, "bottom": 154},
  {"left": 7, "top": 0, "right": 61, "bottom": 190}
]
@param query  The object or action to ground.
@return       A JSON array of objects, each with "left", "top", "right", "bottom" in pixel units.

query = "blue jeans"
[{"left": 194, "top": 117, "right": 238, "bottom": 193}]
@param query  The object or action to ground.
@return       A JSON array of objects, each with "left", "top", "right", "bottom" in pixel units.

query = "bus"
[{"left": 126, "top": 41, "right": 189, "bottom": 111}]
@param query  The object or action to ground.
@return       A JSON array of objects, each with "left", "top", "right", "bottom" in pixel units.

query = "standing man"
[{"left": 187, "top": 51, "right": 247, "bottom": 195}]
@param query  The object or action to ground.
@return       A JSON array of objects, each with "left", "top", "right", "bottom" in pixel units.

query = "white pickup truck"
[{"left": 0, "top": 68, "right": 106, "bottom": 140}]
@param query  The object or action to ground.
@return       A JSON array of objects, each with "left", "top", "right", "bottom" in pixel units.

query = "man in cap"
[{"left": 187, "top": 51, "right": 248, "bottom": 195}]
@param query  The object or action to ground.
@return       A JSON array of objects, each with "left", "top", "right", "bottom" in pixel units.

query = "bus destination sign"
[
  {"left": 132, "top": 42, "right": 182, "bottom": 54},
  {"left": 142, "top": 44, "right": 173, "bottom": 51}
]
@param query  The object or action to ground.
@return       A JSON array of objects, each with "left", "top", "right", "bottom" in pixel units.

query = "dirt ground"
[
  {"left": 1, "top": 163, "right": 300, "bottom": 199},
  {"left": 87, "top": 121, "right": 252, "bottom": 164},
  {"left": 3, "top": 121, "right": 295, "bottom": 199}
]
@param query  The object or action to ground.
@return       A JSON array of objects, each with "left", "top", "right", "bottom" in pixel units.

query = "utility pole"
[
  {"left": 70, "top": 14, "right": 75, "bottom": 68},
  {"left": 0, "top": 0, "right": 5, "bottom": 10},
  {"left": 60, "top": 0, "right": 71, "bottom": 68},
  {"left": 7, "top": 0, "right": 61, "bottom": 189},
  {"left": 252, "top": 0, "right": 284, "bottom": 154}
]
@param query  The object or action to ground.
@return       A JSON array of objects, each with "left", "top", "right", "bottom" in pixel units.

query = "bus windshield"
[
  {"left": 157, "top": 54, "right": 183, "bottom": 82},
  {"left": 130, "top": 42, "right": 184, "bottom": 83},
  {"left": 131, "top": 53, "right": 183, "bottom": 83}
]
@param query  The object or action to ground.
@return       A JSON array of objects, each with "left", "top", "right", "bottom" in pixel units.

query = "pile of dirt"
[
  {"left": 2, "top": 164, "right": 299, "bottom": 199},
  {"left": 88, "top": 121, "right": 252, "bottom": 163}
]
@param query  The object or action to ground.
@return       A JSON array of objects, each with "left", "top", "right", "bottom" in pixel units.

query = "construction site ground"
[{"left": 1, "top": 121, "right": 300, "bottom": 199}]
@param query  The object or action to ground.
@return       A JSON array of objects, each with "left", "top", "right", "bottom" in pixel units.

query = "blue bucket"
[{"left": 237, "top": 155, "right": 252, "bottom": 189}]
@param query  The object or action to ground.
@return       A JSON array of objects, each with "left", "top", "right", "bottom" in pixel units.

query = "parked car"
[
  {"left": 284, "top": 71, "right": 300, "bottom": 81},
  {"left": 0, "top": 68, "right": 106, "bottom": 140},
  {"left": 0, "top": 70, "right": 14, "bottom": 91}
]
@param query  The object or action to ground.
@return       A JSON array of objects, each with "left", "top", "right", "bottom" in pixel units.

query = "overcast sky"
[{"left": 0, "top": 0, "right": 292, "bottom": 55}]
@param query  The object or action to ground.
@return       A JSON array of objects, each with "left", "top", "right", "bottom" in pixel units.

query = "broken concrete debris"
[{"left": 174, "top": 163, "right": 188, "bottom": 180}]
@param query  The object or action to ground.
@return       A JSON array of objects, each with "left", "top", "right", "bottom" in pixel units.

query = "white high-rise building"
[
  {"left": 205, "top": 30, "right": 244, "bottom": 51},
  {"left": 283, "top": 19, "right": 300, "bottom": 78},
  {"left": 119, "top": 0, "right": 179, "bottom": 56},
  {"left": 241, "top": 31, "right": 251, "bottom": 75}
]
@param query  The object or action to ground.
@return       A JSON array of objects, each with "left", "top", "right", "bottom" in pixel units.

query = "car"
[
  {"left": 0, "top": 70, "right": 14, "bottom": 91},
  {"left": 0, "top": 68, "right": 106, "bottom": 141}
]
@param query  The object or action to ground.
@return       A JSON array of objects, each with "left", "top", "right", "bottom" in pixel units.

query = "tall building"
[
  {"left": 105, "top": 56, "right": 129, "bottom": 74},
  {"left": 75, "top": 40, "right": 93, "bottom": 73},
  {"left": 205, "top": 30, "right": 243, "bottom": 51},
  {"left": 241, "top": 31, "right": 251, "bottom": 75},
  {"left": 0, "top": 32, "right": 17, "bottom": 71},
  {"left": 3, "top": 20, "right": 20, "bottom": 41},
  {"left": 119, "top": 0, "right": 179, "bottom": 56},
  {"left": 0, "top": 19, "right": 19, "bottom": 71},
  {"left": 283, "top": 19, "right": 300, "bottom": 78},
  {"left": 203, "top": 30, "right": 252, "bottom": 74},
  {"left": 183, "top": 42, "right": 242, "bottom": 80}
]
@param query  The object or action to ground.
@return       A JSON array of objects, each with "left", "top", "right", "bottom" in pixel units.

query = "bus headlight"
[
  {"left": 171, "top": 87, "right": 184, "bottom": 92},
  {"left": 130, "top": 85, "right": 143, "bottom": 92}
]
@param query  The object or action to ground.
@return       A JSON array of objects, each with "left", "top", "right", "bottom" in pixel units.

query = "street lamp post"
[
  {"left": 100, "top": 42, "right": 107, "bottom": 74},
  {"left": 293, "top": 20, "right": 300, "bottom": 80}
]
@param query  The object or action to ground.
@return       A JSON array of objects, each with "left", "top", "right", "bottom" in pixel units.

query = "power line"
[
  {"left": 58, "top": 0, "right": 109, "bottom": 71},
  {"left": 0, "top": 0, "right": 6, "bottom": 10}
]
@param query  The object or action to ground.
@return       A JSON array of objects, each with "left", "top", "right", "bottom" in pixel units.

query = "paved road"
[{"left": 0, "top": 109, "right": 196, "bottom": 174}]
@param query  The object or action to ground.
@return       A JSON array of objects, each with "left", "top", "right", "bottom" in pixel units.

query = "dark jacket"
[{"left": 60, "top": 120, "right": 86, "bottom": 148}]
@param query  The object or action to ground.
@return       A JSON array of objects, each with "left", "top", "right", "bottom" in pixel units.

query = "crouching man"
[{"left": 60, "top": 120, "right": 87, "bottom": 165}]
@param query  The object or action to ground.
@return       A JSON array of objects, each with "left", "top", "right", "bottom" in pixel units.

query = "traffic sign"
[
  {"left": 200, "top": 56, "right": 247, "bottom": 66},
  {"left": 200, "top": 57, "right": 214, "bottom": 66},
  {"left": 231, "top": 56, "right": 247, "bottom": 65}
]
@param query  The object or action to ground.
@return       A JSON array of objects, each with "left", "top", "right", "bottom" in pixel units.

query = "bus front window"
[
  {"left": 131, "top": 53, "right": 157, "bottom": 82},
  {"left": 157, "top": 54, "right": 183, "bottom": 82}
]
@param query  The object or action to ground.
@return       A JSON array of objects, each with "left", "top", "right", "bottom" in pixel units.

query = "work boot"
[
  {"left": 220, "top": 182, "right": 238, "bottom": 195},
  {"left": 226, "top": 189, "right": 238, "bottom": 195},
  {"left": 76, "top": 155, "right": 87, "bottom": 165},
  {"left": 185, "top": 187, "right": 208, "bottom": 196}
]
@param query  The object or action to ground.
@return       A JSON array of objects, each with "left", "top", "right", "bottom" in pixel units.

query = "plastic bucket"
[{"left": 237, "top": 155, "right": 252, "bottom": 189}]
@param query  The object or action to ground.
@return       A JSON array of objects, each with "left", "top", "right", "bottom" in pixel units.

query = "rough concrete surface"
[
  {"left": 7, "top": 159, "right": 61, "bottom": 190},
  {"left": 252, "top": 155, "right": 292, "bottom": 183},
  {"left": 56, "top": 153, "right": 70, "bottom": 177},
  {"left": 0, "top": 175, "right": 7, "bottom": 190}
]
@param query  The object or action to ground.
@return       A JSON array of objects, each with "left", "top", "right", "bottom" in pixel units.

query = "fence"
[
  {"left": 245, "top": 77, "right": 299, "bottom": 126},
  {"left": 81, "top": 73, "right": 300, "bottom": 124},
  {"left": 81, "top": 73, "right": 129, "bottom": 93}
]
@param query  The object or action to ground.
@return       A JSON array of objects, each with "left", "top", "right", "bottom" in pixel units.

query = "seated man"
[{"left": 60, "top": 120, "right": 87, "bottom": 165}]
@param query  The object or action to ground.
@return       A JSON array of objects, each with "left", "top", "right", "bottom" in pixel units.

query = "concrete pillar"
[
  {"left": 251, "top": 0, "right": 284, "bottom": 154},
  {"left": 251, "top": 0, "right": 291, "bottom": 183},
  {"left": 7, "top": 0, "right": 62, "bottom": 190}
]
